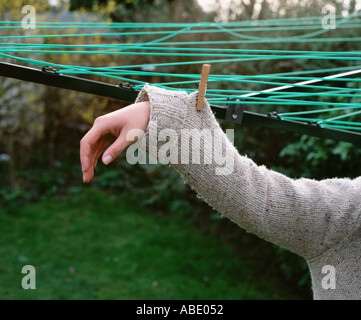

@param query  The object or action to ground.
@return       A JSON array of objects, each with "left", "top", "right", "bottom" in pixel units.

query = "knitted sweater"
[{"left": 135, "top": 84, "right": 361, "bottom": 300}]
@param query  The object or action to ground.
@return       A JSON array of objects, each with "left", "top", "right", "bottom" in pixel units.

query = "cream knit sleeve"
[{"left": 135, "top": 84, "right": 361, "bottom": 260}]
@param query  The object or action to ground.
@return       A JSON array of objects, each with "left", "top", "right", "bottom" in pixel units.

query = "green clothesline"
[
  {"left": 0, "top": 12, "right": 358, "bottom": 41},
  {"left": 1, "top": 12, "right": 361, "bottom": 132},
  {"left": 2, "top": 44, "right": 361, "bottom": 56},
  {"left": 0, "top": 14, "right": 350, "bottom": 26},
  {"left": 2, "top": 52, "right": 360, "bottom": 92},
  {"left": 1, "top": 23, "right": 361, "bottom": 32}
]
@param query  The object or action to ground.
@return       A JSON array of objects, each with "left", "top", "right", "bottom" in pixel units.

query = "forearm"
[{"left": 135, "top": 84, "right": 361, "bottom": 259}]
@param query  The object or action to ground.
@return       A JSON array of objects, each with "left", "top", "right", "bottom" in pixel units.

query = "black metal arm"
[{"left": 0, "top": 61, "right": 360, "bottom": 146}]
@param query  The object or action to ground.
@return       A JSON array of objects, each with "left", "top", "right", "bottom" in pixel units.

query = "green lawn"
[{"left": 0, "top": 188, "right": 302, "bottom": 299}]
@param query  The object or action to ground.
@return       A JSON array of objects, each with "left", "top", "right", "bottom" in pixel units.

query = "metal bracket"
[
  {"left": 225, "top": 97, "right": 246, "bottom": 124},
  {"left": 119, "top": 82, "right": 135, "bottom": 90},
  {"left": 308, "top": 121, "right": 321, "bottom": 127},
  {"left": 267, "top": 111, "right": 281, "bottom": 120},
  {"left": 42, "top": 66, "right": 57, "bottom": 74}
]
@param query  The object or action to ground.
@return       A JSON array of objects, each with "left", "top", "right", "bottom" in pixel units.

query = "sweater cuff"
[{"left": 135, "top": 84, "right": 190, "bottom": 132}]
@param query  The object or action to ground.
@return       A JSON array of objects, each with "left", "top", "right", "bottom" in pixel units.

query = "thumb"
[
  {"left": 102, "top": 132, "right": 129, "bottom": 165},
  {"left": 101, "top": 127, "right": 144, "bottom": 165}
]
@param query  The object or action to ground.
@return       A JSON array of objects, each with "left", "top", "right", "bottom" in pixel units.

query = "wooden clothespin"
[{"left": 196, "top": 64, "right": 211, "bottom": 112}]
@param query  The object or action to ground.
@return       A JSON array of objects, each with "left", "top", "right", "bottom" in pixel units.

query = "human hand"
[{"left": 80, "top": 101, "right": 150, "bottom": 183}]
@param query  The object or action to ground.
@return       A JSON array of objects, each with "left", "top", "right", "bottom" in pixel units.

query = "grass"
[{"left": 0, "top": 187, "right": 303, "bottom": 300}]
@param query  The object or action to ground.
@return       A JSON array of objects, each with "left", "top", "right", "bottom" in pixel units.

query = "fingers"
[
  {"left": 80, "top": 102, "right": 150, "bottom": 183},
  {"left": 80, "top": 126, "right": 101, "bottom": 183},
  {"left": 92, "top": 140, "right": 107, "bottom": 171}
]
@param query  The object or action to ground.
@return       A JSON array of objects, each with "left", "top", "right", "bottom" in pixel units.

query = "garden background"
[{"left": 1, "top": 0, "right": 361, "bottom": 299}]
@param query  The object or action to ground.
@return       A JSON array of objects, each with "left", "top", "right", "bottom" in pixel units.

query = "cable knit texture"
[{"left": 135, "top": 84, "right": 361, "bottom": 300}]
